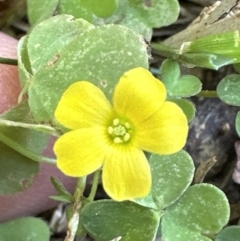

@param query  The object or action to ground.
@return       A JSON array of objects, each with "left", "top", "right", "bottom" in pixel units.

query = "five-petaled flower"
[{"left": 54, "top": 67, "right": 188, "bottom": 201}]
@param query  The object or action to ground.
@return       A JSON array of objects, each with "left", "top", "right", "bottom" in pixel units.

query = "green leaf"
[
  {"left": 128, "top": 0, "right": 179, "bottom": 28},
  {"left": 162, "top": 184, "right": 230, "bottom": 241},
  {"left": 217, "top": 74, "right": 240, "bottom": 106},
  {"left": 180, "top": 52, "right": 235, "bottom": 70},
  {"left": 0, "top": 217, "right": 50, "bottom": 241},
  {"left": 153, "top": 42, "right": 235, "bottom": 70},
  {"left": 28, "top": 24, "right": 148, "bottom": 122},
  {"left": 58, "top": 0, "right": 118, "bottom": 22},
  {"left": 152, "top": 31, "right": 240, "bottom": 70},
  {"left": 17, "top": 36, "right": 32, "bottom": 87},
  {"left": 160, "top": 59, "right": 180, "bottom": 86},
  {"left": 135, "top": 151, "right": 195, "bottom": 209},
  {"left": 81, "top": 200, "right": 160, "bottom": 241},
  {"left": 236, "top": 112, "right": 240, "bottom": 137},
  {"left": 27, "top": 0, "right": 59, "bottom": 26},
  {"left": 169, "top": 98, "right": 196, "bottom": 122},
  {"left": 50, "top": 194, "right": 73, "bottom": 203},
  {"left": 109, "top": 0, "right": 179, "bottom": 39},
  {"left": 85, "top": 0, "right": 118, "bottom": 18},
  {"left": 58, "top": 0, "right": 94, "bottom": 22},
  {"left": 185, "top": 31, "right": 240, "bottom": 61},
  {"left": 0, "top": 141, "right": 39, "bottom": 195},
  {"left": 160, "top": 59, "right": 202, "bottom": 97},
  {"left": 148, "top": 151, "right": 194, "bottom": 210},
  {"left": 215, "top": 226, "right": 240, "bottom": 241},
  {"left": 233, "top": 63, "right": 240, "bottom": 73},
  {"left": 170, "top": 75, "right": 202, "bottom": 97},
  {"left": 151, "top": 42, "right": 179, "bottom": 59},
  {"left": 0, "top": 100, "right": 30, "bottom": 122},
  {"left": 0, "top": 125, "right": 50, "bottom": 155},
  {"left": 27, "top": 15, "right": 94, "bottom": 74},
  {"left": 50, "top": 176, "right": 73, "bottom": 203}
]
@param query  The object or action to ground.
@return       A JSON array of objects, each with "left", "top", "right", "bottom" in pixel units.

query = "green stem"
[
  {"left": 0, "top": 119, "right": 61, "bottom": 137},
  {"left": 197, "top": 90, "right": 218, "bottom": 98},
  {"left": 0, "top": 132, "right": 56, "bottom": 164},
  {"left": 74, "top": 177, "right": 87, "bottom": 202},
  {"left": 87, "top": 169, "right": 101, "bottom": 202},
  {"left": 64, "top": 177, "right": 87, "bottom": 241},
  {"left": 0, "top": 57, "right": 18, "bottom": 66}
]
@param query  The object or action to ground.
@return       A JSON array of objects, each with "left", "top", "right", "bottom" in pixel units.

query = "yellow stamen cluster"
[{"left": 108, "top": 118, "right": 132, "bottom": 144}]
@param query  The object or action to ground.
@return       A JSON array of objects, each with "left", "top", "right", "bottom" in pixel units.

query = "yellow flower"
[{"left": 54, "top": 67, "right": 188, "bottom": 201}]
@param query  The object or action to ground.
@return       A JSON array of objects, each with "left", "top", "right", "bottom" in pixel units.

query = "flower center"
[{"left": 108, "top": 118, "right": 132, "bottom": 144}]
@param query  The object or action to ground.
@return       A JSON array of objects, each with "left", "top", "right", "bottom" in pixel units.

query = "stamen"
[
  {"left": 108, "top": 126, "right": 114, "bottom": 134},
  {"left": 114, "top": 125, "right": 126, "bottom": 136},
  {"left": 113, "top": 118, "right": 120, "bottom": 126},
  {"left": 125, "top": 122, "right": 131, "bottom": 129},
  {"left": 108, "top": 118, "right": 132, "bottom": 144},
  {"left": 114, "top": 137, "right": 123, "bottom": 144},
  {"left": 123, "top": 133, "right": 131, "bottom": 142}
]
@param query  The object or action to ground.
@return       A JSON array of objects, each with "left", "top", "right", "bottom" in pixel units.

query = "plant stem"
[
  {"left": 0, "top": 132, "right": 56, "bottom": 164},
  {"left": 197, "top": 90, "right": 218, "bottom": 98},
  {"left": 0, "top": 57, "right": 18, "bottom": 66},
  {"left": 64, "top": 177, "right": 87, "bottom": 241},
  {"left": 87, "top": 169, "right": 101, "bottom": 202},
  {"left": 0, "top": 119, "right": 61, "bottom": 137}
]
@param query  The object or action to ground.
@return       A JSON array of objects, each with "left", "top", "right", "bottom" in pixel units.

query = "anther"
[
  {"left": 123, "top": 133, "right": 131, "bottom": 142},
  {"left": 114, "top": 137, "right": 123, "bottom": 144},
  {"left": 113, "top": 118, "right": 120, "bottom": 126},
  {"left": 125, "top": 122, "right": 131, "bottom": 129},
  {"left": 108, "top": 126, "right": 114, "bottom": 134}
]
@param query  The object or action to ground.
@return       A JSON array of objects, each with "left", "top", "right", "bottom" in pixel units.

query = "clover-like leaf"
[
  {"left": 85, "top": 0, "right": 118, "bottom": 18},
  {"left": 236, "top": 112, "right": 240, "bottom": 136},
  {"left": 0, "top": 102, "right": 52, "bottom": 195},
  {"left": 135, "top": 151, "right": 195, "bottom": 210},
  {"left": 217, "top": 74, "right": 240, "bottom": 106},
  {"left": 161, "top": 59, "right": 180, "bottom": 86},
  {"left": 161, "top": 59, "right": 202, "bottom": 97},
  {"left": 27, "top": 15, "right": 94, "bottom": 74},
  {"left": 27, "top": 0, "right": 59, "bottom": 26},
  {"left": 81, "top": 200, "right": 160, "bottom": 241},
  {"left": 161, "top": 184, "right": 230, "bottom": 241},
  {"left": 0, "top": 217, "right": 50, "bottom": 241},
  {"left": 28, "top": 24, "right": 148, "bottom": 122},
  {"left": 17, "top": 36, "right": 32, "bottom": 87},
  {"left": 215, "top": 226, "right": 240, "bottom": 241},
  {"left": 170, "top": 75, "right": 202, "bottom": 97},
  {"left": 169, "top": 98, "right": 196, "bottom": 122},
  {"left": 110, "top": 0, "right": 179, "bottom": 39},
  {"left": 0, "top": 141, "right": 39, "bottom": 195}
]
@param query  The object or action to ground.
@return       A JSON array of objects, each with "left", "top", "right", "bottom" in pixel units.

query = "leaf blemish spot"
[
  {"left": 8, "top": 173, "right": 15, "bottom": 180},
  {"left": 47, "top": 54, "right": 60, "bottom": 67},
  {"left": 100, "top": 80, "right": 107, "bottom": 88},
  {"left": 144, "top": 0, "right": 152, "bottom": 7}
]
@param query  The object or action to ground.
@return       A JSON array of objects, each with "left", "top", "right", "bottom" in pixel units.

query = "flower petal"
[
  {"left": 113, "top": 67, "right": 167, "bottom": 123},
  {"left": 55, "top": 81, "right": 113, "bottom": 130},
  {"left": 136, "top": 101, "right": 188, "bottom": 154},
  {"left": 102, "top": 145, "right": 151, "bottom": 201},
  {"left": 54, "top": 128, "right": 107, "bottom": 177}
]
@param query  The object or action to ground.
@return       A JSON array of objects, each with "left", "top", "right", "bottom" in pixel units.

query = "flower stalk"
[
  {"left": 87, "top": 169, "right": 101, "bottom": 202},
  {"left": 64, "top": 176, "right": 86, "bottom": 241}
]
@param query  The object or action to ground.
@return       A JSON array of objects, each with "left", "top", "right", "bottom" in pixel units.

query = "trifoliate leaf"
[
  {"left": 81, "top": 200, "right": 160, "bottom": 241},
  {"left": 161, "top": 184, "right": 230, "bottom": 241},
  {"left": 217, "top": 74, "right": 240, "bottom": 106}
]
